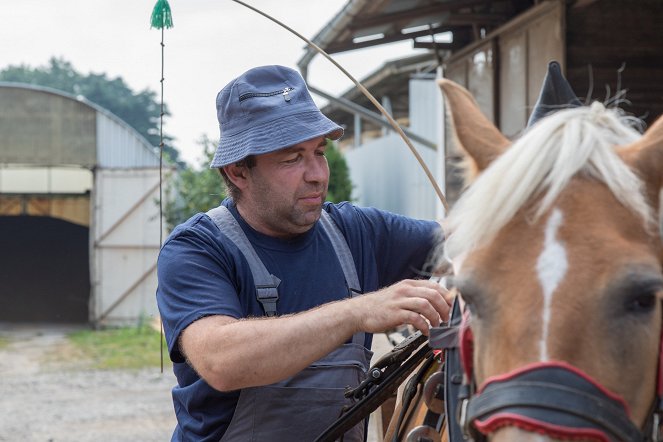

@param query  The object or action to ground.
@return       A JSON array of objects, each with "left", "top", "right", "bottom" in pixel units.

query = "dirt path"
[
  {"left": 0, "top": 324, "right": 176, "bottom": 442},
  {"left": 0, "top": 324, "right": 394, "bottom": 441}
]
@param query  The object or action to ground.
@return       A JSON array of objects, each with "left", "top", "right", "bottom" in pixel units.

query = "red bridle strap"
[{"left": 458, "top": 308, "right": 473, "bottom": 380}]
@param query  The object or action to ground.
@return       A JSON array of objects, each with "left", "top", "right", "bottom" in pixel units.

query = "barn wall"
[
  {"left": 0, "top": 194, "right": 89, "bottom": 226},
  {"left": 345, "top": 77, "right": 440, "bottom": 220},
  {"left": 566, "top": 0, "right": 663, "bottom": 127},
  {"left": 442, "top": 0, "right": 565, "bottom": 205},
  {"left": 0, "top": 84, "right": 163, "bottom": 325},
  {"left": 346, "top": 133, "right": 437, "bottom": 220},
  {"left": 499, "top": 2, "right": 564, "bottom": 137},
  {"left": 92, "top": 168, "right": 163, "bottom": 325}
]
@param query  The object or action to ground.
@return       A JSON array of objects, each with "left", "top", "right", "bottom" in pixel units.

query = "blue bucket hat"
[{"left": 210, "top": 65, "right": 344, "bottom": 168}]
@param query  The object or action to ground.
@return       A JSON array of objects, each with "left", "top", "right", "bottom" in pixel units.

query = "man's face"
[{"left": 240, "top": 136, "right": 330, "bottom": 238}]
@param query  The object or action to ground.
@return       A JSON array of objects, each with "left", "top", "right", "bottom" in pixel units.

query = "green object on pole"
[{"left": 150, "top": 0, "right": 173, "bottom": 29}]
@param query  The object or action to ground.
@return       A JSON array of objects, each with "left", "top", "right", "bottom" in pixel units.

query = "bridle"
[{"left": 435, "top": 298, "right": 663, "bottom": 442}]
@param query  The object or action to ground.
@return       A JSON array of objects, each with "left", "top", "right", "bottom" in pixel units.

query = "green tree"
[
  {"left": 164, "top": 136, "right": 225, "bottom": 230},
  {"left": 0, "top": 57, "right": 182, "bottom": 165},
  {"left": 325, "top": 139, "right": 353, "bottom": 203}
]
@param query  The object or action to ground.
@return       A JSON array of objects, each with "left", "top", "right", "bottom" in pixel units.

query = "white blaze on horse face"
[{"left": 535, "top": 209, "right": 568, "bottom": 361}]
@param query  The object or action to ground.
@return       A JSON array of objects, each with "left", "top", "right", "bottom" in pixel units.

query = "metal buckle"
[
  {"left": 459, "top": 398, "right": 472, "bottom": 441},
  {"left": 256, "top": 284, "right": 279, "bottom": 317},
  {"left": 653, "top": 411, "right": 662, "bottom": 442}
]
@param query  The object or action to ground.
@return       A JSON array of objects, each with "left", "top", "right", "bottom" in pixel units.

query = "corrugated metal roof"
[
  {"left": 298, "top": 0, "right": 533, "bottom": 68},
  {"left": 304, "top": 0, "right": 536, "bottom": 136}
]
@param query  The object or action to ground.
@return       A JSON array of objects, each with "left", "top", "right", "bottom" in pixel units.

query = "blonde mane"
[{"left": 443, "top": 102, "right": 654, "bottom": 260}]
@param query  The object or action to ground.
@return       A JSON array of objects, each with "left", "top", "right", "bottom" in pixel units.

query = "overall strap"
[
  {"left": 207, "top": 206, "right": 365, "bottom": 347},
  {"left": 319, "top": 210, "right": 366, "bottom": 347},
  {"left": 319, "top": 210, "right": 361, "bottom": 295},
  {"left": 207, "top": 205, "right": 280, "bottom": 317}
]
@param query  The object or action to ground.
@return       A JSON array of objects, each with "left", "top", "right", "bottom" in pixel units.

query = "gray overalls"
[{"left": 207, "top": 206, "right": 372, "bottom": 442}]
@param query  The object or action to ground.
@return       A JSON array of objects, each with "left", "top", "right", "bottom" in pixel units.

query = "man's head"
[
  {"left": 210, "top": 65, "right": 343, "bottom": 170},
  {"left": 211, "top": 65, "right": 343, "bottom": 237}
]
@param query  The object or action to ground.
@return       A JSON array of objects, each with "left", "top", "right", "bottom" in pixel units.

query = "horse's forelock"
[{"left": 443, "top": 102, "right": 653, "bottom": 260}]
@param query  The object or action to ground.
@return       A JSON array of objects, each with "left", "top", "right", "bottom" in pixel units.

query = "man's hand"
[{"left": 349, "top": 279, "right": 454, "bottom": 336}]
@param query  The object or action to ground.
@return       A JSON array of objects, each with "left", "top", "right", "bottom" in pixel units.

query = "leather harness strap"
[
  {"left": 315, "top": 332, "right": 432, "bottom": 442},
  {"left": 465, "top": 372, "right": 642, "bottom": 441}
]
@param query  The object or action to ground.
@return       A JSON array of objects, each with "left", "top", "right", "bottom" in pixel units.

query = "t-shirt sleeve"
[
  {"left": 348, "top": 205, "right": 442, "bottom": 287},
  {"left": 156, "top": 217, "right": 243, "bottom": 363}
]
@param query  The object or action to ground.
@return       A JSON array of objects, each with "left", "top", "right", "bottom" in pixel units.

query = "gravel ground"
[
  {"left": 0, "top": 324, "right": 176, "bottom": 442},
  {"left": 0, "top": 324, "right": 394, "bottom": 442}
]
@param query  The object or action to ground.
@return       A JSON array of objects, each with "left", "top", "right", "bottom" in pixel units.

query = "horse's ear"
[
  {"left": 438, "top": 79, "right": 510, "bottom": 171},
  {"left": 619, "top": 115, "right": 663, "bottom": 215}
]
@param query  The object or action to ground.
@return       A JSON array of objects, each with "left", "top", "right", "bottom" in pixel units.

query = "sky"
[{"left": 0, "top": 0, "right": 426, "bottom": 166}]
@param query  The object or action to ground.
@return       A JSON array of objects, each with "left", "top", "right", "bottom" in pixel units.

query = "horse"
[{"left": 381, "top": 63, "right": 663, "bottom": 441}]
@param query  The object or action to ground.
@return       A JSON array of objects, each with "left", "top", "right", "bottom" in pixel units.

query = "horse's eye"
[
  {"left": 622, "top": 277, "right": 662, "bottom": 314},
  {"left": 625, "top": 292, "right": 658, "bottom": 313}
]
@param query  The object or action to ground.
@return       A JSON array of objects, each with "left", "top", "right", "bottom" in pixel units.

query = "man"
[{"left": 157, "top": 65, "right": 451, "bottom": 442}]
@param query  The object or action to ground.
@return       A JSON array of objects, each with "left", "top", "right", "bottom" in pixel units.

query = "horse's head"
[{"left": 439, "top": 78, "right": 663, "bottom": 441}]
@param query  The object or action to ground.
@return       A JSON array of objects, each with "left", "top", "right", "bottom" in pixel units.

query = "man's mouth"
[{"left": 299, "top": 193, "right": 323, "bottom": 204}]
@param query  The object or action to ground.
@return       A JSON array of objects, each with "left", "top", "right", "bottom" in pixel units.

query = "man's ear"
[{"left": 223, "top": 163, "right": 250, "bottom": 190}]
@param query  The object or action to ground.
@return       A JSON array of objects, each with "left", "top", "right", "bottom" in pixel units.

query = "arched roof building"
[{"left": 0, "top": 82, "right": 165, "bottom": 326}]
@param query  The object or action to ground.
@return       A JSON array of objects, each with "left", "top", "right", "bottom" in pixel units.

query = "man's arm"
[{"left": 181, "top": 278, "right": 452, "bottom": 392}]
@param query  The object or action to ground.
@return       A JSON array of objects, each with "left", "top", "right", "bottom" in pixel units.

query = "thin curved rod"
[{"left": 230, "top": 0, "right": 448, "bottom": 211}]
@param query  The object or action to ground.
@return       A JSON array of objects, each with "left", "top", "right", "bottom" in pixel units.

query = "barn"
[
  {"left": 0, "top": 83, "right": 165, "bottom": 326},
  {"left": 300, "top": 0, "right": 663, "bottom": 213}
]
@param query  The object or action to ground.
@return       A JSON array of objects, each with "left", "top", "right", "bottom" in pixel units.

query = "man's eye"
[{"left": 283, "top": 155, "right": 300, "bottom": 164}]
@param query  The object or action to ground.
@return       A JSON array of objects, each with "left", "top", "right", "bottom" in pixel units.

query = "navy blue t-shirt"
[{"left": 156, "top": 199, "right": 439, "bottom": 441}]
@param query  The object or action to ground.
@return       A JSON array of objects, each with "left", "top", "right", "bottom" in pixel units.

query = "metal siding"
[
  {"left": 92, "top": 168, "right": 164, "bottom": 325},
  {"left": 408, "top": 77, "right": 443, "bottom": 219},
  {"left": 499, "top": 1, "right": 564, "bottom": 137},
  {"left": 409, "top": 76, "right": 439, "bottom": 146},
  {"left": 527, "top": 4, "right": 564, "bottom": 112},
  {"left": 346, "top": 77, "right": 440, "bottom": 221},
  {"left": 346, "top": 134, "right": 437, "bottom": 220},
  {"left": 347, "top": 134, "right": 405, "bottom": 213},
  {"left": 445, "top": 59, "right": 468, "bottom": 88},
  {"left": 96, "top": 113, "right": 159, "bottom": 169},
  {"left": 500, "top": 31, "right": 528, "bottom": 137},
  {"left": 443, "top": 61, "right": 468, "bottom": 206},
  {"left": 467, "top": 43, "right": 495, "bottom": 122}
]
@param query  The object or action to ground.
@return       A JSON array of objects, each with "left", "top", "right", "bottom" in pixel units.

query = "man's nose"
[{"left": 304, "top": 156, "right": 329, "bottom": 183}]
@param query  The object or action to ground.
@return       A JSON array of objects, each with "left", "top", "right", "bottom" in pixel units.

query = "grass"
[
  {"left": 68, "top": 323, "right": 171, "bottom": 370},
  {"left": 0, "top": 336, "right": 10, "bottom": 349}
]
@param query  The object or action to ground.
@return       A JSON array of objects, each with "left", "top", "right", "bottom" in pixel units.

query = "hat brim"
[{"left": 210, "top": 110, "right": 343, "bottom": 168}]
